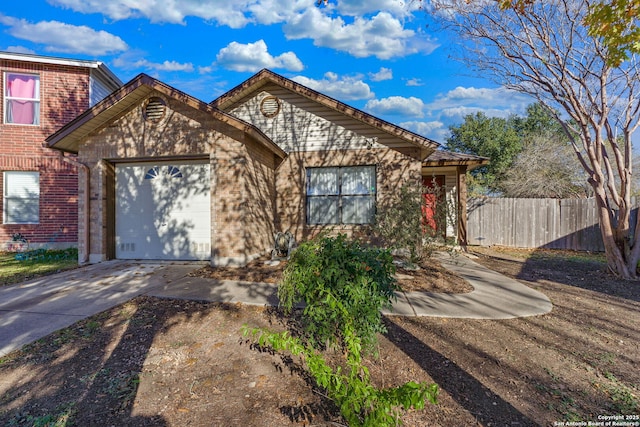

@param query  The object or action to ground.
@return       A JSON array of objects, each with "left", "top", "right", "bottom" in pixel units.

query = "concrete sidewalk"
[
  {"left": 389, "top": 252, "right": 553, "bottom": 319},
  {"left": 0, "top": 253, "right": 552, "bottom": 357}
]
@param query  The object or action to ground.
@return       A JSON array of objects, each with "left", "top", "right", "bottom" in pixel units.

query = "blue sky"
[{"left": 0, "top": 0, "right": 533, "bottom": 143}]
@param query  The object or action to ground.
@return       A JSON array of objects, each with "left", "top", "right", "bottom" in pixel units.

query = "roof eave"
[{"left": 46, "top": 74, "right": 286, "bottom": 159}]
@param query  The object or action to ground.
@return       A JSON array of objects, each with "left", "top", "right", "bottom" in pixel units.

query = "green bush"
[
  {"left": 278, "top": 234, "right": 398, "bottom": 353},
  {"left": 243, "top": 235, "right": 438, "bottom": 426},
  {"left": 372, "top": 181, "right": 450, "bottom": 263}
]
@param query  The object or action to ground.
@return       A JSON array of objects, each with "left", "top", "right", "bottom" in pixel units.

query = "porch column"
[{"left": 457, "top": 165, "right": 468, "bottom": 246}]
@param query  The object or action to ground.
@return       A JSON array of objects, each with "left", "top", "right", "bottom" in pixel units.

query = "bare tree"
[
  {"left": 501, "top": 132, "right": 591, "bottom": 198},
  {"left": 430, "top": 0, "right": 640, "bottom": 278}
]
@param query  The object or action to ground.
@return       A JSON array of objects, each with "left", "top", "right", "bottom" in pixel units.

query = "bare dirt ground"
[{"left": 0, "top": 248, "right": 638, "bottom": 426}]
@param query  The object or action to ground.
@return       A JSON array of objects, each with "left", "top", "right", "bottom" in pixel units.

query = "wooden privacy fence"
[{"left": 467, "top": 197, "right": 638, "bottom": 252}]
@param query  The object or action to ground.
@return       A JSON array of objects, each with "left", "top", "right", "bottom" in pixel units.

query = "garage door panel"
[{"left": 116, "top": 162, "right": 211, "bottom": 260}]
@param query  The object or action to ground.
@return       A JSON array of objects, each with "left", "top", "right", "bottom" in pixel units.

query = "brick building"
[
  {"left": 0, "top": 51, "right": 121, "bottom": 250},
  {"left": 47, "top": 71, "right": 486, "bottom": 265}
]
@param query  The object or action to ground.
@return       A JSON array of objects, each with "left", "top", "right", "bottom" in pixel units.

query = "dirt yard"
[{"left": 0, "top": 248, "right": 638, "bottom": 426}]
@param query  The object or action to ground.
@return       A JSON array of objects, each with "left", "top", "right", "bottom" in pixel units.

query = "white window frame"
[
  {"left": 3, "top": 171, "right": 40, "bottom": 224},
  {"left": 3, "top": 72, "right": 41, "bottom": 126},
  {"left": 306, "top": 166, "right": 376, "bottom": 225}
]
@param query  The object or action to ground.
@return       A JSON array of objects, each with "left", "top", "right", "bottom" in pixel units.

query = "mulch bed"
[{"left": 188, "top": 255, "right": 473, "bottom": 294}]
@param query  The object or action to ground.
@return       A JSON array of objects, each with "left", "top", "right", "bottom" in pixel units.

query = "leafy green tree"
[{"left": 445, "top": 111, "right": 521, "bottom": 194}]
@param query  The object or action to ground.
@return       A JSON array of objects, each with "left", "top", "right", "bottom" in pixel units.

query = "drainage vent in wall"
[
  {"left": 119, "top": 243, "right": 136, "bottom": 252},
  {"left": 192, "top": 242, "right": 210, "bottom": 253}
]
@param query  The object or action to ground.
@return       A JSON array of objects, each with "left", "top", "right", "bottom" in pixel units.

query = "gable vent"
[
  {"left": 143, "top": 97, "right": 167, "bottom": 122},
  {"left": 260, "top": 96, "right": 281, "bottom": 118}
]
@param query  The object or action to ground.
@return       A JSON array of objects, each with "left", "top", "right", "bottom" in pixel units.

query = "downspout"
[{"left": 57, "top": 152, "right": 90, "bottom": 264}]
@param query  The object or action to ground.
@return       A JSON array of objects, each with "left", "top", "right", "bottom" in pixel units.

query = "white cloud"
[
  {"left": 133, "top": 59, "right": 194, "bottom": 72},
  {"left": 47, "top": 0, "right": 254, "bottom": 28},
  {"left": 401, "top": 120, "right": 448, "bottom": 142},
  {"left": 406, "top": 78, "right": 423, "bottom": 86},
  {"left": 283, "top": 9, "right": 438, "bottom": 59},
  {"left": 46, "top": 1, "right": 437, "bottom": 60},
  {"left": 416, "top": 86, "right": 534, "bottom": 139},
  {"left": 335, "top": 0, "right": 421, "bottom": 17},
  {"left": 365, "top": 96, "right": 425, "bottom": 118},
  {"left": 429, "top": 86, "right": 530, "bottom": 112},
  {"left": 247, "top": 0, "right": 312, "bottom": 25},
  {"left": 426, "top": 86, "right": 531, "bottom": 120},
  {"left": 292, "top": 72, "right": 374, "bottom": 101},
  {"left": 0, "top": 14, "right": 127, "bottom": 55},
  {"left": 369, "top": 67, "right": 392, "bottom": 82},
  {"left": 4, "top": 45, "right": 36, "bottom": 54},
  {"left": 216, "top": 40, "right": 303, "bottom": 72}
]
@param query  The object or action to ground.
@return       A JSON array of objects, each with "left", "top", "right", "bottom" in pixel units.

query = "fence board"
[{"left": 466, "top": 197, "right": 636, "bottom": 252}]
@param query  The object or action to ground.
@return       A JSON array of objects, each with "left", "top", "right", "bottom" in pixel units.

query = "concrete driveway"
[
  {"left": 0, "top": 260, "right": 190, "bottom": 358},
  {"left": 1, "top": 253, "right": 552, "bottom": 358}
]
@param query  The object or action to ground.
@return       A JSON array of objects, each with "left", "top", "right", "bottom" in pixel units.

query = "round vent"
[
  {"left": 260, "top": 96, "right": 281, "bottom": 118},
  {"left": 143, "top": 97, "right": 167, "bottom": 122}
]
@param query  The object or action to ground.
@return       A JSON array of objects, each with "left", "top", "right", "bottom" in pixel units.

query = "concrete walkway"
[
  {"left": 0, "top": 253, "right": 552, "bottom": 357},
  {"left": 389, "top": 252, "right": 553, "bottom": 319}
]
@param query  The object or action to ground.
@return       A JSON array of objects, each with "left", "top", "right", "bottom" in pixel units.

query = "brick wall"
[
  {"left": 211, "top": 133, "right": 279, "bottom": 265},
  {"left": 275, "top": 147, "right": 422, "bottom": 244},
  {"left": 0, "top": 59, "right": 90, "bottom": 247},
  {"left": 78, "top": 92, "right": 279, "bottom": 265}
]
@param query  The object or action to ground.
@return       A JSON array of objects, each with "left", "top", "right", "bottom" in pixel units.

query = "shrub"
[
  {"left": 373, "top": 180, "right": 452, "bottom": 263},
  {"left": 278, "top": 234, "right": 398, "bottom": 353},
  {"left": 243, "top": 235, "right": 438, "bottom": 426}
]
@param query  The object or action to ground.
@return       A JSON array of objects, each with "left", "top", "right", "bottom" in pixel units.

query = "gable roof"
[
  {"left": 0, "top": 51, "right": 122, "bottom": 89},
  {"left": 46, "top": 73, "right": 286, "bottom": 158},
  {"left": 211, "top": 69, "right": 439, "bottom": 160}
]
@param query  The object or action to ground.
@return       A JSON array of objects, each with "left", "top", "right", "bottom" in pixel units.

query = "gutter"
[{"left": 57, "top": 152, "right": 90, "bottom": 264}]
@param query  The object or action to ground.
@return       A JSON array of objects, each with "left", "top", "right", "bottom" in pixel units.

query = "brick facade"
[
  {"left": 276, "top": 147, "right": 423, "bottom": 244},
  {"left": 77, "top": 92, "right": 279, "bottom": 265},
  {"left": 0, "top": 58, "right": 92, "bottom": 248},
  {"left": 46, "top": 71, "right": 452, "bottom": 265}
]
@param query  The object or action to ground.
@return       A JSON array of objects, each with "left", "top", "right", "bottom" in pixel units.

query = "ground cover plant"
[
  {"left": 0, "top": 247, "right": 638, "bottom": 426},
  {"left": 0, "top": 248, "right": 78, "bottom": 286}
]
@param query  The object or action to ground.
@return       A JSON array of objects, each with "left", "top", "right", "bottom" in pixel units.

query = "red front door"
[{"left": 422, "top": 175, "right": 445, "bottom": 235}]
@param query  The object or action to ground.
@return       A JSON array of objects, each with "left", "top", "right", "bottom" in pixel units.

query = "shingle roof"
[{"left": 423, "top": 150, "right": 489, "bottom": 168}]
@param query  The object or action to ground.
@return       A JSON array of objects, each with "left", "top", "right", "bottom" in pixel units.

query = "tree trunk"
[{"left": 595, "top": 190, "right": 635, "bottom": 279}]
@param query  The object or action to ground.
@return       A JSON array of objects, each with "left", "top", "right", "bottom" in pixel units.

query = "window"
[
  {"left": 4, "top": 73, "right": 40, "bottom": 125},
  {"left": 306, "top": 166, "right": 376, "bottom": 225},
  {"left": 3, "top": 171, "right": 39, "bottom": 224}
]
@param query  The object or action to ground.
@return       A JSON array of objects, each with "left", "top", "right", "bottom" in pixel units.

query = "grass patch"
[
  {"left": 603, "top": 373, "right": 639, "bottom": 414},
  {"left": 0, "top": 248, "right": 78, "bottom": 287},
  {"left": 5, "top": 402, "right": 76, "bottom": 427},
  {"left": 471, "top": 246, "right": 607, "bottom": 264}
]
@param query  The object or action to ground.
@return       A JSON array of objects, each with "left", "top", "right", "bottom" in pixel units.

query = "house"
[
  {"left": 46, "top": 70, "right": 486, "bottom": 265},
  {"left": 0, "top": 51, "right": 122, "bottom": 250}
]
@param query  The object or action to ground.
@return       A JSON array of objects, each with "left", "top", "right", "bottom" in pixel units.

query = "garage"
[{"left": 115, "top": 160, "right": 211, "bottom": 260}]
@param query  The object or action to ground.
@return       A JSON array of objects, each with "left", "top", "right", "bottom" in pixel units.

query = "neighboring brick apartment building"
[{"left": 0, "top": 51, "right": 121, "bottom": 250}]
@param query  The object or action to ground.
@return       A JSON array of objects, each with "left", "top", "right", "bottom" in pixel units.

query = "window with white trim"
[
  {"left": 3, "top": 171, "right": 39, "bottom": 224},
  {"left": 306, "top": 166, "right": 376, "bottom": 225},
  {"left": 4, "top": 73, "right": 40, "bottom": 125}
]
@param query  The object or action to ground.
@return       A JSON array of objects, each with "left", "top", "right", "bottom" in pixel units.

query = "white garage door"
[{"left": 115, "top": 161, "right": 211, "bottom": 260}]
